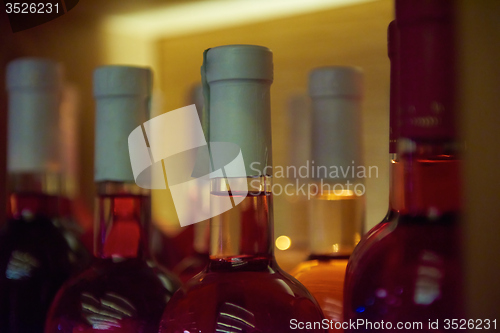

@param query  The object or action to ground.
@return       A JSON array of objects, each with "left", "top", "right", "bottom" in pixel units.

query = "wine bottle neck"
[
  {"left": 398, "top": 9, "right": 456, "bottom": 141},
  {"left": 399, "top": 140, "right": 461, "bottom": 217},
  {"left": 203, "top": 46, "right": 275, "bottom": 270},
  {"left": 94, "top": 182, "right": 151, "bottom": 260},
  {"left": 395, "top": 5, "right": 459, "bottom": 218},
  {"left": 209, "top": 176, "right": 274, "bottom": 263}
]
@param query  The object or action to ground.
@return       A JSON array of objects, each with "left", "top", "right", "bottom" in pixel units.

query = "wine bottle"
[
  {"left": 159, "top": 45, "right": 326, "bottom": 333},
  {"left": 292, "top": 67, "right": 365, "bottom": 331},
  {"left": 343, "top": 1, "right": 464, "bottom": 330},
  {"left": 45, "top": 66, "right": 180, "bottom": 333},
  {"left": 343, "top": 20, "right": 404, "bottom": 300},
  {"left": 0, "top": 58, "right": 87, "bottom": 333}
]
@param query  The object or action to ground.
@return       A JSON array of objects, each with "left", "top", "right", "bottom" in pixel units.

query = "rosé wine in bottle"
[
  {"left": 0, "top": 58, "right": 90, "bottom": 333},
  {"left": 45, "top": 66, "right": 180, "bottom": 333},
  {"left": 159, "top": 45, "right": 326, "bottom": 333},
  {"left": 343, "top": 20, "right": 404, "bottom": 304},
  {"left": 343, "top": 1, "right": 464, "bottom": 331}
]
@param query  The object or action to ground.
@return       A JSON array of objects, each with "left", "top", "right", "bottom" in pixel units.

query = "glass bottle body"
[
  {"left": 7, "top": 173, "right": 91, "bottom": 273},
  {"left": 45, "top": 183, "right": 180, "bottom": 333},
  {"left": 343, "top": 145, "right": 463, "bottom": 332},
  {"left": 0, "top": 173, "right": 80, "bottom": 333},
  {"left": 343, "top": 20, "right": 404, "bottom": 326},
  {"left": 45, "top": 258, "right": 177, "bottom": 333},
  {"left": 160, "top": 177, "right": 326, "bottom": 333},
  {"left": 344, "top": 156, "right": 404, "bottom": 290}
]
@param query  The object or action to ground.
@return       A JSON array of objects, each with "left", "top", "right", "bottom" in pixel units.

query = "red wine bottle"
[
  {"left": 343, "top": 1, "right": 464, "bottom": 330},
  {"left": 292, "top": 66, "right": 365, "bottom": 331},
  {"left": 0, "top": 58, "right": 88, "bottom": 333},
  {"left": 159, "top": 45, "right": 326, "bottom": 333},
  {"left": 45, "top": 66, "right": 180, "bottom": 333}
]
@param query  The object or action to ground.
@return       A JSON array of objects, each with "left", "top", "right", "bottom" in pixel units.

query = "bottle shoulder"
[
  {"left": 161, "top": 262, "right": 327, "bottom": 332},
  {"left": 343, "top": 213, "right": 464, "bottom": 323},
  {"left": 345, "top": 212, "right": 461, "bottom": 286},
  {"left": 46, "top": 258, "right": 180, "bottom": 332},
  {"left": 179, "top": 260, "right": 315, "bottom": 297},
  {"left": 349, "top": 212, "right": 459, "bottom": 263}
]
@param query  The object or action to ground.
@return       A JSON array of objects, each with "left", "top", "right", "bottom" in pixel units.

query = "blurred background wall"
[{"left": 0, "top": 0, "right": 499, "bottom": 317}]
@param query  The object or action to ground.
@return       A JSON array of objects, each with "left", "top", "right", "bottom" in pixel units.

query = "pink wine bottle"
[
  {"left": 0, "top": 58, "right": 89, "bottom": 333},
  {"left": 292, "top": 66, "right": 365, "bottom": 332},
  {"left": 45, "top": 66, "right": 180, "bottom": 333},
  {"left": 343, "top": 1, "right": 464, "bottom": 331},
  {"left": 343, "top": 20, "right": 404, "bottom": 302},
  {"left": 159, "top": 45, "right": 326, "bottom": 333}
]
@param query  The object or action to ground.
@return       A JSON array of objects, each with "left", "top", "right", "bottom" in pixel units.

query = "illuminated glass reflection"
[
  {"left": 216, "top": 302, "right": 256, "bottom": 333},
  {"left": 81, "top": 292, "right": 137, "bottom": 330}
]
